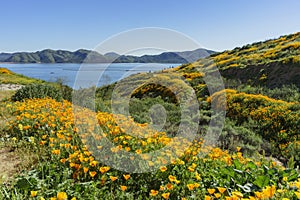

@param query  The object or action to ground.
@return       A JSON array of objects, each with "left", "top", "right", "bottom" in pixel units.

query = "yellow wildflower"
[
  {"left": 51, "top": 149, "right": 60, "bottom": 155},
  {"left": 232, "top": 191, "right": 243, "bottom": 198},
  {"left": 57, "top": 192, "right": 68, "bottom": 200},
  {"left": 18, "top": 124, "right": 23, "bottom": 131},
  {"left": 150, "top": 190, "right": 159, "bottom": 196},
  {"left": 294, "top": 191, "right": 300, "bottom": 199},
  {"left": 99, "top": 166, "right": 110, "bottom": 174},
  {"left": 120, "top": 185, "right": 127, "bottom": 191},
  {"left": 110, "top": 176, "right": 118, "bottom": 182},
  {"left": 31, "top": 191, "right": 38, "bottom": 197},
  {"left": 214, "top": 193, "right": 222, "bottom": 198},
  {"left": 160, "top": 166, "right": 167, "bottom": 172},
  {"left": 205, "top": 195, "right": 211, "bottom": 200},
  {"left": 89, "top": 171, "right": 97, "bottom": 178},
  {"left": 135, "top": 149, "right": 142, "bottom": 154},
  {"left": 83, "top": 167, "right": 89, "bottom": 173},
  {"left": 217, "top": 187, "right": 226, "bottom": 194},
  {"left": 162, "top": 192, "right": 170, "bottom": 199},
  {"left": 166, "top": 183, "right": 173, "bottom": 190},
  {"left": 168, "top": 175, "right": 177, "bottom": 182},
  {"left": 89, "top": 160, "right": 98, "bottom": 167},
  {"left": 187, "top": 184, "right": 194, "bottom": 191},
  {"left": 123, "top": 174, "right": 131, "bottom": 180},
  {"left": 207, "top": 188, "right": 216, "bottom": 195}
]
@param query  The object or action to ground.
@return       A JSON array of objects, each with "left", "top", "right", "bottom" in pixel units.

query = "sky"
[{"left": 1, "top": 0, "right": 300, "bottom": 55}]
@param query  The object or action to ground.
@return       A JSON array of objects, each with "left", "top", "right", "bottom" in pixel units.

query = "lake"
[{"left": 1, "top": 63, "right": 180, "bottom": 89}]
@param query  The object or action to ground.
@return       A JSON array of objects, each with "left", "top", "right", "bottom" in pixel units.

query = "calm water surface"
[{"left": 1, "top": 63, "right": 180, "bottom": 88}]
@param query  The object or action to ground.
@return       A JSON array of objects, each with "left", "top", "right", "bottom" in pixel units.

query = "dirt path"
[
  {"left": 0, "top": 147, "right": 21, "bottom": 183},
  {"left": 0, "top": 88, "right": 21, "bottom": 183}
]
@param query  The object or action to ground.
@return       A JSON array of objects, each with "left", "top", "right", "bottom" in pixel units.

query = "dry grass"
[{"left": 0, "top": 90, "right": 14, "bottom": 101}]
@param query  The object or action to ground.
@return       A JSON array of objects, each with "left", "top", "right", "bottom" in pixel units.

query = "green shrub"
[
  {"left": 11, "top": 84, "right": 62, "bottom": 102},
  {"left": 57, "top": 84, "right": 73, "bottom": 102},
  {"left": 129, "top": 97, "right": 182, "bottom": 136},
  {"left": 237, "top": 84, "right": 300, "bottom": 102},
  {"left": 218, "top": 119, "right": 263, "bottom": 156}
]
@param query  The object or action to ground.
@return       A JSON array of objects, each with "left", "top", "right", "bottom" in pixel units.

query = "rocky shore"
[{"left": 0, "top": 84, "right": 24, "bottom": 91}]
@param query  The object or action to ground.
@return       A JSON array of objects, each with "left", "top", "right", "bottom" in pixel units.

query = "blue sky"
[{"left": 1, "top": 0, "right": 300, "bottom": 54}]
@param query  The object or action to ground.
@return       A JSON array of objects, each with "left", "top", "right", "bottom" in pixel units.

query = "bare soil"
[{"left": 0, "top": 147, "right": 21, "bottom": 183}]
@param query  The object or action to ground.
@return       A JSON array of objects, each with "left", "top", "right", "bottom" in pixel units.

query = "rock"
[{"left": 0, "top": 84, "right": 24, "bottom": 91}]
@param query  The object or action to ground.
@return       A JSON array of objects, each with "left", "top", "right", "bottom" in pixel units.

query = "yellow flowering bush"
[
  {"left": 0, "top": 67, "right": 13, "bottom": 74},
  {"left": 208, "top": 89, "right": 300, "bottom": 164}
]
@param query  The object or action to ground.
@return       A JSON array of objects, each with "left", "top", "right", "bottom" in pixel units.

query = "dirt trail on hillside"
[
  {"left": 0, "top": 88, "right": 21, "bottom": 183},
  {"left": 0, "top": 147, "right": 21, "bottom": 183}
]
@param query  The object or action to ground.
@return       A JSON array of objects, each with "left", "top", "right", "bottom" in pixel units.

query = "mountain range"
[{"left": 0, "top": 48, "right": 215, "bottom": 64}]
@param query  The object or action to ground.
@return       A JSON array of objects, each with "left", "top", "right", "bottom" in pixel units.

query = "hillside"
[
  {"left": 96, "top": 31, "right": 300, "bottom": 165},
  {"left": 175, "top": 32, "right": 300, "bottom": 89},
  {"left": 1, "top": 48, "right": 215, "bottom": 64},
  {"left": 3, "top": 49, "right": 107, "bottom": 63},
  {"left": 112, "top": 49, "right": 215, "bottom": 63},
  {"left": 1, "top": 33, "right": 300, "bottom": 199},
  {"left": 0, "top": 67, "right": 44, "bottom": 85},
  {"left": 0, "top": 53, "right": 12, "bottom": 61},
  {"left": 97, "top": 32, "right": 300, "bottom": 102}
]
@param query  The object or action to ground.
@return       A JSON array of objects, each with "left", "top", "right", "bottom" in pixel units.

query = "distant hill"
[
  {"left": 3, "top": 49, "right": 108, "bottom": 63},
  {"left": 0, "top": 53, "right": 12, "bottom": 62},
  {"left": 111, "top": 49, "right": 215, "bottom": 63},
  {"left": 2, "top": 48, "right": 215, "bottom": 64}
]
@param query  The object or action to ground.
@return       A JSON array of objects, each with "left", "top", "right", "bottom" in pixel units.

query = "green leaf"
[
  {"left": 253, "top": 175, "right": 270, "bottom": 188},
  {"left": 15, "top": 178, "right": 31, "bottom": 190},
  {"left": 221, "top": 167, "right": 235, "bottom": 177},
  {"left": 246, "top": 161, "right": 257, "bottom": 170},
  {"left": 267, "top": 168, "right": 277, "bottom": 176},
  {"left": 233, "top": 159, "right": 242, "bottom": 170}
]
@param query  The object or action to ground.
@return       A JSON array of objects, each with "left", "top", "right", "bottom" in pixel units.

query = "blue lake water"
[{"left": 1, "top": 63, "right": 180, "bottom": 89}]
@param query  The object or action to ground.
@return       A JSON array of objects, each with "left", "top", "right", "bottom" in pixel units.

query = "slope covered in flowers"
[
  {"left": 1, "top": 32, "right": 300, "bottom": 199},
  {"left": 0, "top": 67, "right": 44, "bottom": 85},
  {"left": 1, "top": 98, "right": 300, "bottom": 199},
  {"left": 208, "top": 89, "right": 300, "bottom": 165},
  {"left": 173, "top": 32, "right": 300, "bottom": 89}
]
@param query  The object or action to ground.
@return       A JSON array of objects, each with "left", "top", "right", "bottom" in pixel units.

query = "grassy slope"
[{"left": 0, "top": 67, "right": 44, "bottom": 85}]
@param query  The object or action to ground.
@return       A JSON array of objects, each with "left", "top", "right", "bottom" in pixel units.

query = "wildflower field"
[
  {"left": 0, "top": 95, "right": 299, "bottom": 199},
  {"left": 1, "top": 32, "right": 300, "bottom": 199}
]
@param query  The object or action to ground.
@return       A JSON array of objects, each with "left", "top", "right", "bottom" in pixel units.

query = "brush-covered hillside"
[{"left": 96, "top": 32, "right": 300, "bottom": 165}]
